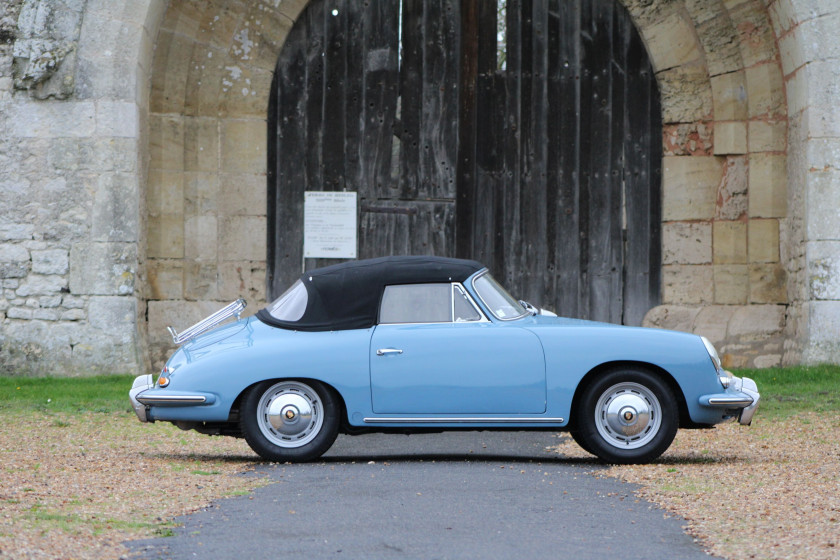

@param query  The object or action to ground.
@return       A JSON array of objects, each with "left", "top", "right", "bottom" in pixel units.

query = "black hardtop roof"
[{"left": 257, "top": 256, "right": 485, "bottom": 331}]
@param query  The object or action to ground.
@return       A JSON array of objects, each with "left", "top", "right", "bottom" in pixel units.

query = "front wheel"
[
  {"left": 573, "top": 368, "right": 678, "bottom": 464},
  {"left": 240, "top": 379, "right": 339, "bottom": 462}
]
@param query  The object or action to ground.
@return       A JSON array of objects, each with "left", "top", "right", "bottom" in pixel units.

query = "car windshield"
[
  {"left": 265, "top": 280, "right": 308, "bottom": 322},
  {"left": 472, "top": 272, "right": 527, "bottom": 320}
]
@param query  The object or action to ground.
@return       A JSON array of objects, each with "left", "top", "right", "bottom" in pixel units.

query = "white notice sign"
[{"left": 303, "top": 191, "right": 358, "bottom": 259}]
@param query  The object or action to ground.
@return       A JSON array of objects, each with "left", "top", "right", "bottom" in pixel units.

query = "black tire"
[
  {"left": 569, "top": 430, "right": 595, "bottom": 456},
  {"left": 573, "top": 368, "right": 678, "bottom": 464},
  {"left": 240, "top": 379, "right": 339, "bottom": 462}
]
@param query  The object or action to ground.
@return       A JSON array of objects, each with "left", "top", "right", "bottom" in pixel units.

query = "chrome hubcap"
[
  {"left": 595, "top": 382, "right": 661, "bottom": 449},
  {"left": 257, "top": 382, "right": 323, "bottom": 448}
]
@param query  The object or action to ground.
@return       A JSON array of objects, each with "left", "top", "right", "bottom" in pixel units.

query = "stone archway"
[{"left": 142, "top": 0, "right": 792, "bottom": 368}]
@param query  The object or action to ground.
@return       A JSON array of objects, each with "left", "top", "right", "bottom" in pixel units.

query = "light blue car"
[{"left": 130, "top": 256, "right": 759, "bottom": 464}]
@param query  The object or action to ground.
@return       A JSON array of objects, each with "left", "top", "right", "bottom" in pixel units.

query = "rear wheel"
[
  {"left": 574, "top": 368, "right": 678, "bottom": 464},
  {"left": 240, "top": 380, "right": 339, "bottom": 462}
]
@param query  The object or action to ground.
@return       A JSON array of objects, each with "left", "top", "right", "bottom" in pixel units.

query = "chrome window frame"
[
  {"left": 470, "top": 269, "right": 529, "bottom": 321},
  {"left": 377, "top": 282, "right": 489, "bottom": 325}
]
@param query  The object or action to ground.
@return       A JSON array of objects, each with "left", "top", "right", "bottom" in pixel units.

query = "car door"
[{"left": 370, "top": 283, "right": 546, "bottom": 414}]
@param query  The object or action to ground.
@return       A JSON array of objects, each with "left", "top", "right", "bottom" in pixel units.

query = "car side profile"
[{"left": 130, "top": 256, "right": 759, "bottom": 464}]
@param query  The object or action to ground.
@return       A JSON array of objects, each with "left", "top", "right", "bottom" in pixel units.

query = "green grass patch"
[
  {"left": 734, "top": 364, "right": 840, "bottom": 418},
  {"left": 0, "top": 374, "right": 136, "bottom": 414}
]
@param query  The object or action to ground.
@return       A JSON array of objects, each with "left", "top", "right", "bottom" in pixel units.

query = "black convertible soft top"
[{"left": 257, "top": 256, "right": 485, "bottom": 332}]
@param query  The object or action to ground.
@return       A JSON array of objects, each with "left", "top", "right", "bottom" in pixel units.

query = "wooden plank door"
[{"left": 267, "top": 0, "right": 661, "bottom": 326}]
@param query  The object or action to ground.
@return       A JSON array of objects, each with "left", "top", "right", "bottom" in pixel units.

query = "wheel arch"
[
  {"left": 230, "top": 377, "right": 350, "bottom": 424},
  {"left": 569, "top": 361, "right": 691, "bottom": 429}
]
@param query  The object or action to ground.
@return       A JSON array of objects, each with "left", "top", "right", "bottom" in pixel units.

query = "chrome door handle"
[{"left": 376, "top": 348, "right": 403, "bottom": 356}]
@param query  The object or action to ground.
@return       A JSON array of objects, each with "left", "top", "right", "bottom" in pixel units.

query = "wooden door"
[{"left": 267, "top": 0, "right": 661, "bottom": 325}]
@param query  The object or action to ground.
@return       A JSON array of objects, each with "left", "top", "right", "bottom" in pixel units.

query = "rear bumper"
[
  {"left": 699, "top": 375, "right": 760, "bottom": 426},
  {"left": 128, "top": 374, "right": 217, "bottom": 423},
  {"left": 129, "top": 374, "right": 153, "bottom": 422}
]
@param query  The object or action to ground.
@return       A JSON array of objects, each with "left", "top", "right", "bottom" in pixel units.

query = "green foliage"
[
  {"left": 0, "top": 374, "right": 135, "bottom": 414},
  {"left": 734, "top": 365, "right": 840, "bottom": 418}
]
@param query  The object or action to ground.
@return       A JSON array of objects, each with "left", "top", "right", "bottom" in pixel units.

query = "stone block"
[
  {"left": 749, "top": 120, "right": 786, "bottom": 153},
  {"left": 641, "top": 304, "right": 701, "bottom": 333},
  {"left": 5, "top": 101, "right": 96, "bottom": 138},
  {"left": 662, "top": 264, "right": 714, "bottom": 305},
  {"left": 802, "top": 300, "right": 840, "bottom": 364},
  {"left": 748, "top": 219, "right": 780, "bottom": 263},
  {"left": 69, "top": 242, "right": 137, "bottom": 296},
  {"left": 805, "top": 166, "right": 840, "bottom": 241},
  {"left": 219, "top": 66, "right": 274, "bottom": 119},
  {"left": 716, "top": 156, "right": 748, "bottom": 220},
  {"left": 713, "top": 221, "right": 747, "bottom": 264},
  {"left": 88, "top": 296, "right": 137, "bottom": 331},
  {"left": 219, "top": 216, "right": 266, "bottom": 262},
  {"left": 694, "top": 11, "right": 742, "bottom": 77},
  {"left": 693, "top": 305, "right": 737, "bottom": 344},
  {"left": 149, "top": 30, "right": 191, "bottom": 114},
  {"left": 147, "top": 169, "right": 185, "bottom": 216},
  {"left": 184, "top": 215, "right": 218, "bottom": 260},
  {"left": 147, "top": 214, "right": 184, "bottom": 259},
  {"left": 31, "top": 249, "right": 68, "bottom": 275},
  {"left": 745, "top": 63, "right": 785, "bottom": 119},
  {"left": 182, "top": 44, "right": 228, "bottom": 118},
  {"left": 15, "top": 275, "right": 68, "bottom": 297},
  {"left": 95, "top": 100, "right": 139, "bottom": 138},
  {"left": 0, "top": 223, "right": 34, "bottom": 241},
  {"left": 729, "top": 2, "right": 777, "bottom": 67},
  {"left": 146, "top": 260, "right": 183, "bottom": 300},
  {"left": 184, "top": 172, "right": 220, "bottom": 215},
  {"left": 714, "top": 264, "right": 748, "bottom": 304},
  {"left": 807, "top": 240, "right": 840, "bottom": 300},
  {"left": 221, "top": 119, "right": 266, "bottom": 174},
  {"left": 642, "top": 12, "right": 703, "bottom": 72},
  {"left": 662, "top": 156, "right": 723, "bottom": 221},
  {"left": 149, "top": 114, "right": 184, "bottom": 171},
  {"left": 219, "top": 261, "right": 267, "bottom": 302},
  {"left": 220, "top": 173, "right": 266, "bottom": 216},
  {"left": 0, "top": 244, "right": 30, "bottom": 264},
  {"left": 713, "top": 121, "right": 747, "bottom": 155},
  {"left": 92, "top": 173, "right": 140, "bottom": 242},
  {"left": 662, "top": 221, "right": 712, "bottom": 265},
  {"left": 750, "top": 263, "right": 787, "bottom": 303},
  {"left": 749, "top": 153, "right": 787, "bottom": 218},
  {"left": 728, "top": 304, "right": 785, "bottom": 339},
  {"left": 184, "top": 263, "right": 220, "bottom": 301},
  {"left": 710, "top": 71, "right": 748, "bottom": 121},
  {"left": 184, "top": 117, "right": 220, "bottom": 172},
  {"left": 658, "top": 65, "right": 714, "bottom": 123}
]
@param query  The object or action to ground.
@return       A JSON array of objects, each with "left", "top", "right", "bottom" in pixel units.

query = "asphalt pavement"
[{"left": 127, "top": 431, "right": 718, "bottom": 559}]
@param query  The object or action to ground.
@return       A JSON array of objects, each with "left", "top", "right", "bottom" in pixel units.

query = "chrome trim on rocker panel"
[
  {"left": 363, "top": 417, "right": 565, "bottom": 424},
  {"left": 136, "top": 394, "right": 208, "bottom": 405}
]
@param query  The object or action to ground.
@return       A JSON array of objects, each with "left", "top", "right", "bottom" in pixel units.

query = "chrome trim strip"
[
  {"left": 707, "top": 396, "right": 754, "bottom": 407},
  {"left": 363, "top": 417, "right": 564, "bottom": 424},
  {"left": 136, "top": 394, "right": 207, "bottom": 405},
  {"left": 167, "top": 298, "right": 246, "bottom": 345}
]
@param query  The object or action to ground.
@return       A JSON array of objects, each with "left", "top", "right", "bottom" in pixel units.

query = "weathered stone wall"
[
  {"left": 2, "top": 0, "right": 840, "bottom": 375},
  {"left": 0, "top": 0, "right": 153, "bottom": 376}
]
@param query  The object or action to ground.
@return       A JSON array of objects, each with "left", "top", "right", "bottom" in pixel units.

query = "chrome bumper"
[
  {"left": 129, "top": 374, "right": 154, "bottom": 422},
  {"left": 700, "top": 374, "right": 761, "bottom": 426}
]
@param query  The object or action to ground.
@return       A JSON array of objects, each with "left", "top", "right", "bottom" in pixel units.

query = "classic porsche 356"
[{"left": 130, "top": 256, "right": 759, "bottom": 464}]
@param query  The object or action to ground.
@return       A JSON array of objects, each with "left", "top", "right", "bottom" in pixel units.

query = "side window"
[
  {"left": 379, "top": 284, "right": 451, "bottom": 324},
  {"left": 453, "top": 285, "right": 481, "bottom": 322}
]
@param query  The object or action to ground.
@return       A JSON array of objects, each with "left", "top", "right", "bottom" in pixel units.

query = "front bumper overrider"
[{"left": 699, "top": 374, "right": 760, "bottom": 425}]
